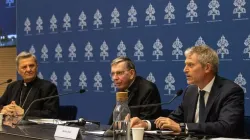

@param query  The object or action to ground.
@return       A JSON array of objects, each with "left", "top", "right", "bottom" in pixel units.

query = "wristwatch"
[{"left": 179, "top": 123, "right": 186, "bottom": 132}]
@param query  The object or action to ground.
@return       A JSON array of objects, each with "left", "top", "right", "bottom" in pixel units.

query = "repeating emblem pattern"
[
  {"left": 128, "top": 5, "right": 137, "bottom": 27},
  {"left": 208, "top": 0, "right": 221, "bottom": 22},
  {"left": 164, "top": 73, "right": 175, "bottom": 95},
  {"left": 147, "top": 72, "right": 156, "bottom": 83},
  {"left": 94, "top": 72, "right": 103, "bottom": 92},
  {"left": 172, "top": 37, "right": 183, "bottom": 60},
  {"left": 63, "top": 71, "right": 71, "bottom": 90},
  {"left": 68, "top": 43, "right": 77, "bottom": 62},
  {"left": 233, "top": 0, "right": 247, "bottom": 20},
  {"left": 186, "top": 0, "right": 199, "bottom": 23},
  {"left": 79, "top": 72, "right": 87, "bottom": 89},
  {"left": 243, "top": 35, "right": 250, "bottom": 60},
  {"left": 234, "top": 73, "right": 247, "bottom": 98},
  {"left": 79, "top": 11, "right": 87, "bottom": 31},
  {"left": 164, "top": 1, "right": 175, "bottom": 25},
  {"left": 94, "top": 9, "right": 103, "bottom": 29},
  {"left": 100, "top": 41, "right": 109, "bottom": 61},
  {"left": 63, "top": 13, "right": 71, "bottom": 32},
  {"left": 152, "top": 39, "right": 164, "bottom": 61},
  {"left": 134, "top": 40, "right": 145, "bottom": 61},
  {"left": 145, "top": 4, "right": 156, "bottom": 26},
  {"left": 217, "top": 35, "right": 230, "bottom": 60},
  {"left": 51, "top": 72, "right": 58, "bottom": 86},
  {"left": 50, "top": 15, "right": 58, "bottom": 33},
  {"left": 17, "top": 0, "right": 250, "bottom": 120}
]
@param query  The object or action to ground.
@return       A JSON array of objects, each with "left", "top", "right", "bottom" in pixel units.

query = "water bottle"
[{"left": 113, "top": 92, "right": 131, "bottom": 140}]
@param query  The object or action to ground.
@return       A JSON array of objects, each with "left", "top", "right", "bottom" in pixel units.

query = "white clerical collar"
[
  {"left": 198, "top": 76, "right": 215, "bottom": 93},
  {"left": 125, "top": 77, "right": 136, "bottom": 92}
]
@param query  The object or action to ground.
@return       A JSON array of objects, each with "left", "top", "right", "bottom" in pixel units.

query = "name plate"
[{"left": 54, "top": 125, "right": 80, "bottom": 139}]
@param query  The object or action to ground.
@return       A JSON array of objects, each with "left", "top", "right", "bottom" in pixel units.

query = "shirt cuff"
[
  {"left": 143, "top": 120, "right": 151, "bottom": 130},
  {"left": 185, "top": 124, "right": 189, "bottom": 134}
]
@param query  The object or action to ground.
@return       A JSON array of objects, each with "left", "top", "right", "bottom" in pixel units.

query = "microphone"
[
  {"left": 129, "top": 89, "right": 183, "bottom": 109},
  {"left": 17, "top": 89, "right": 86, "bottom": 125},
  {"left": 65, "top": 117, "right": 100, "bottom": 127},
  {"left": 0, "top": 79, "right": 12, "bottom": 85}
]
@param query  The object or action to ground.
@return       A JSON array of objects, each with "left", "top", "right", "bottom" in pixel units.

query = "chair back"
[
  {"left": 58, "top": 105, "right": 77, "bottom": 120},
  {"left": 161, "top": 109, "right": 173, "bottom": 117},
  {"left": 245, "top": 116, "right": 250, "bottom": 138}
]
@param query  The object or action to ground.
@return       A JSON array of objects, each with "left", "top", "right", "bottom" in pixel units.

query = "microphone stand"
[
  {"left": 129, "top": 89, "right": 183, "bottom": 109},
  {"left": 17, "top": 90, "right": 85, "bottom": 125},
  {"left": 0, "top": 79, "right": 12, "bottom": 85}
]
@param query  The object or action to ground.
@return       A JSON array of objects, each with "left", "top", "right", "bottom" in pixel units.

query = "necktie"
[{"left": 199, "top": 90, "right": 206, "bottom": 123}]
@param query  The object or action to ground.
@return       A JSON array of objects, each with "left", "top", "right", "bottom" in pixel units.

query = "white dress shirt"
[
  {"left": 194, "top": 76, "right": 215, "bottom": 123},
  {"left": 145, "top": 76, "right": 215, "bottom": 130}
]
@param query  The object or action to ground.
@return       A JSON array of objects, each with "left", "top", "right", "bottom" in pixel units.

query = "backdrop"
[
  {"left": 0, "top": 0, "right": 16, "bottom": 35},
  {"left": 16, "top": 0, "right": 250, "bottom": 124}
]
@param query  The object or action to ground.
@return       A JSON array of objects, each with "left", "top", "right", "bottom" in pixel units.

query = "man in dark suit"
[
  {"left": 0, "top": 51, "right": 59, "bottom": 119},
  {"left": 109, "top": 56, "right": 161, "bottom": 124},
  {"left": 131, "top": 45, "right": 244, "bottom": 138}
]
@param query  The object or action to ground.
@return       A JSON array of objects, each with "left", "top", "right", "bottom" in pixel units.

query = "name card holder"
[{"left": 54, "top": 125, "right": 80, "bottom": 139}]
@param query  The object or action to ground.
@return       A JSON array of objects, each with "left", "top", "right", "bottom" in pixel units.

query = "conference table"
[
  {"left": 0, "top": 120, "right": 248, "bottom": 140},
  {"left": 0, "top": 122, "right": 114, "bottom": 140}
]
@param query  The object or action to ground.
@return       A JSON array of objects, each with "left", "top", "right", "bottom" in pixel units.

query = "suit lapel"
[
  {"left": 204, "top": 76, "right": 221, "bottom": 121},
  {"left": 187, "top": 87, "right": 199, "bottom": 122},
  {"left": 127, "top": 76, "right": 139, "bottom": 105},
  {"left": 11, "top": 81, "right": 23, "bottom": 102}
]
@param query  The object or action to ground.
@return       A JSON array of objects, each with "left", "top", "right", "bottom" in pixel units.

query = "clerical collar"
[
  {"left": 125, "top": 77, "right": 136, "bottom": 92},
  {"left": 23, "top": 77, "right": 38, "bottom": 87}
]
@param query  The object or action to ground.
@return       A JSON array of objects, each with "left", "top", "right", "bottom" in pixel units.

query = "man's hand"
[
  {"left": 130, "top": 117, "right": 148, "bottom": 129},
  {"left": 154, "top": 117, "right": 181, "bottom": 132},
  {"left": 11, "top": 101, "right": 24, "bottom": 116},
  {"left": 0, "top": 101, "right": 24, "bottom": 116},
  {"left": 1, "top": 104, "right": 16, "bottom": 116}
]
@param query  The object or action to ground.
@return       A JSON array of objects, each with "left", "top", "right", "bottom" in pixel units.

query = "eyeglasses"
[{"left": 110, "top": 70, "right": 130, "bottom": 77}]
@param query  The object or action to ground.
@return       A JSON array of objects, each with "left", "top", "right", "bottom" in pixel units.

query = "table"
[{"left": 0, "top": 123, "right": 247, "bottom": 140}]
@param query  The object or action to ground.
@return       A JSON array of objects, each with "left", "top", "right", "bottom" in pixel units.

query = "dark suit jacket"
[
  {"left": 154, "top": 76, "right": 244, "bottom": 137},
  {"left": 0, "top": 77, "right": 59, "bottom": 118},
  {"left": 109, "top": 76, "right": 162, "bottom": 124}
]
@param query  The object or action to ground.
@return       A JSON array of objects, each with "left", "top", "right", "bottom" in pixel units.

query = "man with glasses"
[
  {"left": 108, "top": 56, "right": 162, "bottom": 124},
  {"left": 0, "top": 51, "right": 59, "bottom": 119}
]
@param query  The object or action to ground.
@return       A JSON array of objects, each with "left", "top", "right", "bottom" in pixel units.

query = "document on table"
[
  {"left": 210, "top": 138, "right": 250, "bottom": 140},
  {"left": 144, "top": 130, "right": 173, "bottom": 135},
  {"left": 28, "top": 119, "right": 92, "bottom": 125},
  {"left": 28, "top": 119, "right": 69, "bottom": 124},
  {"left": 84, "top": 130, "right": 105, "bottom": 135}
]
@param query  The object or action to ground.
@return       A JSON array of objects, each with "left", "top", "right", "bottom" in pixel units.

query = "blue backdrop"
[
  {"left": 17, "top": 0, "right": 250, "bottom": 124},
  {"left": 0, "top": 0, "right": 16, "bottom": 35}
]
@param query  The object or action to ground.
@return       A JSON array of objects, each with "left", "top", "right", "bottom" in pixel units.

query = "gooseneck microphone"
[
  {"left": 0, "top": 79, "right": 12, "bottom": 85},
  {"left": 129, "top": 89, "right": 183, "bottom": 109},
  {"left": 17, "top": 89, "right": 86, "bottom": 125}
]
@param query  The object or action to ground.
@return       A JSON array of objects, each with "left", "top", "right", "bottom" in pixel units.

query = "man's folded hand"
[
  {"left": 0, "top": 101, "right": 24, "bottom": 116},
  {"left": 11, "top": 101, "right": 24, "bottom": 116}
]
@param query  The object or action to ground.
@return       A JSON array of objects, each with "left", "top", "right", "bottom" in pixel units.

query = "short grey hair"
[
  {"left": 185, "top": 45, "right": 219, "bottom": 74},
  {"left": 111, "top": 56, "right": 136, "bottom": 71},
  {"left": 16, "top": 51, "right": 37, "bottom": 67}
]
